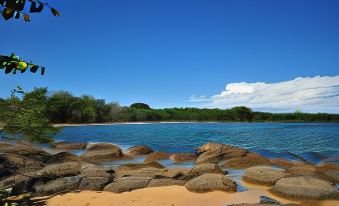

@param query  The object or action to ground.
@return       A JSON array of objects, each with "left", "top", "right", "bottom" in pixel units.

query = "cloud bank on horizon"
[{"left": 190, "top": 75, "right": 339, "bottom": 113}]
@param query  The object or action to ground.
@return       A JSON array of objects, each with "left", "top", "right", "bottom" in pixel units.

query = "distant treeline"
[{"left": 1, "top": 89, "right": 339, "bottom": 124}]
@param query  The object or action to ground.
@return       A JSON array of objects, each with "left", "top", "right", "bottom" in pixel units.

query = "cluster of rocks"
[{"left": 0, "top": 141, "right": 338, "bottom": 202}]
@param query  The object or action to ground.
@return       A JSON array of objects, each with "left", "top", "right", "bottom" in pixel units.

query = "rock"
[
  {"left": 103, "top": 176, "right": 152, "bottom": 193},
  {"left": 196, "top": 142, "right": 225, "bottom": 154},
  {"left": 79, "top": 165, "right": 113, "bottom": 191},
  {"left": 116, "top": 167, "right": 167, "bottom": 178},
  {"left": 148, "top": 178, "right": 186, "bottom": 187},
  {"left": 286, "top": 164, "right": 317, "bottom": 176},
  {"left": 269, "top": 158, "right": 297, "bottom": 169},
  {"left": 271, "top": 176, "right": 339, "bottom": 200},
  {"left": 144, "top": 152, "right": 171, "bottom": 163},
  {"left": 37, "top": 162, "right": 81, "bottom": 178},
  {"left": 319, "top": 162, "right": 339, "bottom": 170},
  {"left": 86, "top": 143, "right": 121, "bottom": 151},
  {"left": 169, "top": 153, "right": 196, "bottom": 163},
  {"left": 0, "top": 141, "right": 52, "bottom": 163},
  {"left": 125, "top": 145, "right": 153, "bottom": 156},
  {"left": 81, "top": 149, "right": 123, "bottom": 163},
  {"left": 319, "top": 169, "right": 339, "bottom": 183},
  {"left": 45, "top": 152, "right": 81, "bottom": 164},
  {"left": 185, "top": 173, "right": 236, "bottom": 193},
  {"left": 0, "top": 153, "right": 44, "bottom": 174},
  {"left": 0, "top": 175, "right": 32, "bottom": 194},
  {"left": 163, "top": 168, "right": 192, "bottom": 179},
  {"left": 51, "top": 141, "right": 87, "bottom": 150},
  {"left": 115, "top": 162, "right": 166, "bottom": 178},
  {"left": 115, "top": 162, "right": 165, "bottom": 172},
  {"left": 243, "top": 166, "right": 288, "bottom": 186},
  {"left": 259, "top": 195, "right": 282, "bottom": 205},
  {"left": 190, "top": 163, "right": 225, "bottom": 175},
  {"left": 196, "top": 144, "right": 247, "bottom": 164},
  {"left": 34, "top": 176, "right": 82, "bottom": 195},
  {"left": 223, "top": 153, "right": 270, "bottom": 169}
]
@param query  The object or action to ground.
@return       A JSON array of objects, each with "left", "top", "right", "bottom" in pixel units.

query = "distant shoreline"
[
  {"left": 52, "top": 121, "right": 339, "bottom": 127},
  {"left": 52, "top": 121, "right": 214, "bottom": 127}
]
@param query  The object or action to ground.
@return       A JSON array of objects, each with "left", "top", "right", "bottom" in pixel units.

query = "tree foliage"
[
  {"left": 0, "top": 53, "right": 45, "bottom": 75},
  {"left": 0, "top": 87, "right": 60, "bottom": 143},
  {"left": 130, "top": 103, "right": 151, "bottom": 110},
  {"left": 0, "top": 0, "right": 60, "bottom": 22}
]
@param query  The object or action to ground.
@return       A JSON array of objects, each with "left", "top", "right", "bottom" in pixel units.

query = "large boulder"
[
  {"left": 115, "top": 167, "right": 167, "bottom": 178},
  {"left": 196, "top": 144, "right": 247, "bottom": 164},
  {"left": 287, "top": 164, "right": 339, "bottom": 183},
  {"left": 125, "top": 145, "right": 153, "bottom": 157},
  {"left": 103, "top": 176, "right": 152, "bottom": 193},
  {"left": 196, "top": 142, "right": 225, "bottom": 154},
  {"left": 51, "top": 141, "right": 87, "bottom": 150},
  {"left": 0, "top": 141, "right": 52, "bottom": 163},
  {"left": 163, "top": 167, "right": 192, "bottom": 179},
  {"left": 243, "top": 166, "right": 288, "bottom": 186},
  {"left": 144, "top": 152, "right": 171, "bottom": 163},
  {"left": 86, "top": 143, "right": 121, "bottom": 151},
  {"left": 34, "top": 176, "right": 83, "bottom": 196},
  {"left": 148, "top": 178, "right": 186, "bottom": 187},
  {"left": 81, "top": 149, "right": 124, "bottom": 163},
  {"left": 223, "top": 153, "right": 270, "bottom": 169},
  {"left": 0, "top": 153, "right": 44, "bottom": 174},
  {"left": 185, "top": 173, "right": 236, "bottom": 193},
  {"left": 36, "top": 162, "right": 81, "bottom": 178},
  {"left": 169, "top": 153, "right": 196, "bottom": 163},
  {"left": 114, "top": 162, "right": 166, "bottom": 178},
  {"left": 0, "top": 174, "right": 32, "bottom": 194},
  {"left": 79, "top": 165, "right": 113, "bottom": 191},
  {"left": 45, "top": 152, "right": 81, "bottom": 164},
  {"left": 190, "top": 163, "right": 225, "bottom": 175},
  {"left": 271, "top": 176, "right": 339, "bottom": 200}
]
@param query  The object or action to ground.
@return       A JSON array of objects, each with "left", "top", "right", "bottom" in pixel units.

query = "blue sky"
[{"left": 1, "top": 0, "right": 339, "bottom": 111}]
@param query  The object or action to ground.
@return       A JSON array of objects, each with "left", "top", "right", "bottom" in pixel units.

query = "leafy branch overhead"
[
  {"left": 0, "top": 53, "right": 45, "bottom": 75},
  {"left": 0, "top": 0, "right": 60, "bottom": 22}
]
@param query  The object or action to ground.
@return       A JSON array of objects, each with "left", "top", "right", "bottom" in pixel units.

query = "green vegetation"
[
  {"left": 2, "top": 88, "right": 338, "bottom": 125},
  {"left": 0, "top": 87, "right": 60, "bottom": 143},
  {"left": 0, "top": 53, "right": 45, "bottom": 75},
  {"left": 0, "top": 0, "right": 60, "bottom": 22},
  {"left": 130, "top": 103, "right": 151, "bottom": 110}
]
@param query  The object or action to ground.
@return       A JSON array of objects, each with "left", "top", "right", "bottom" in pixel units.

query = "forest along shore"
[{"left": 0, "top": 141, "right": 338, "bottom": 206}]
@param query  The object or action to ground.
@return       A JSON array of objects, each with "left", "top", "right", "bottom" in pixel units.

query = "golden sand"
[{"left": 46, "top": 186, "right": 338, "bottom": 206}]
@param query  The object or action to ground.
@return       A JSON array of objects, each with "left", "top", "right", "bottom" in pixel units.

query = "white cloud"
[{"left": 189, "top": 75, "right": 339, "bottom": 113}]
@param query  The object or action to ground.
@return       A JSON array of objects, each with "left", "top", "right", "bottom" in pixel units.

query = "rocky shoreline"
[{"left": 0, "top": 140, "right": 338, "bottom": 205}]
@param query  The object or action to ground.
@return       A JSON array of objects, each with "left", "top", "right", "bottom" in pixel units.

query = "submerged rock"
[
  {"left": 51, "top": 141, "right": 87, "bottom": 150},
  {"left": 103, "top": 176, "right": 152, "bottom": 193},
  {"left": 243, "top": 166, "right": 288, "bottom": 186},
  {"left": 185, "top": 173, "right": 236, "bottom": 192},
  {"left": 269, "top": 158, "right": 297, "bottom": 169},
  {"left": 223, "top": 153, "right": 270, "bottom": 169},
  {"left": 271, "top": 176, "right": 339, "bottom": 200},
  {"left": 125, "top": 145, "right": 153, "bottom": 157},
  {"left": 144, "top": 152, "right": 171, "bottom": 163},
  {"left": 169, "top": 153, "right": 197, "bottom": 163}
]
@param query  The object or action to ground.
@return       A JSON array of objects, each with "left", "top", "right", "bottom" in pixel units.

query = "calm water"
[{"left": 53, "top": 123, "right": 339, "bottom": 164}]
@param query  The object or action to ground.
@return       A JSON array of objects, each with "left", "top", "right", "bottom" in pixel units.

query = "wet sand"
[{"left": 46, "top": 186, "right": 338, "bottom": 206}]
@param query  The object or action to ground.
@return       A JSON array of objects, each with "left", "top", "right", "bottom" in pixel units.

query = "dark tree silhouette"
[{"left": 0, "top": 0, "right": 60, "bottom": 22}]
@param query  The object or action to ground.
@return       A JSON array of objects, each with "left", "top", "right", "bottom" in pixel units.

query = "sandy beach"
[{"left": 46, "top": 186, "right": 338, "bottom": 206}]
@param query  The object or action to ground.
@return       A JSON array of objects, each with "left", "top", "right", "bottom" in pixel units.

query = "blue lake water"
[{"left": 53, "top": 123, "right": 339, "bottom": 164}]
